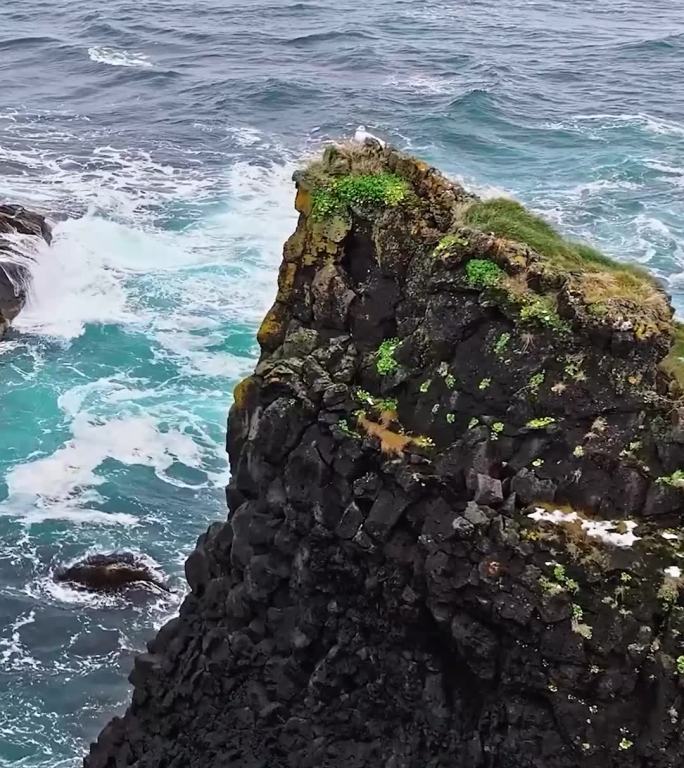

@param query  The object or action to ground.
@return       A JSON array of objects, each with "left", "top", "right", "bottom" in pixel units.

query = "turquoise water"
[{"left": 1, "top": 1, "right": 683, "bottom": 765}]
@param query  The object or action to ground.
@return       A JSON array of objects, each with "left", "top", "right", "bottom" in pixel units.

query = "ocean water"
[{"left": 0, "top": 1, "right": 683, "bottom": 764}]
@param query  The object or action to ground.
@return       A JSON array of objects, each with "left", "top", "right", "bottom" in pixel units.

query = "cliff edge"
[{"left": 86, "top": 142, "right": 684, "bottom": 767}]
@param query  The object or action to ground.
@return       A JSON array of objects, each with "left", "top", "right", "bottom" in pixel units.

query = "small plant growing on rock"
[
  {"left": 478, "top": 378, "right": 491, "bottom": 391},
  {"left": 656, "top": 470, "right": 684, "bottom": 488},
  {"left": 446, "top": 413, "right": 456, "bottom": 424},
  {"left": 573, "top": 445, "right": 584, "bottom": 458},
  {"left": 493, "top": 332, "right": 510, "bottom": 359},
  {"left": 465, "top": 259, "right": 504, "bottom": 289},
  {"left": 419, "top": 379, "right": 431, "bottom": 393},
  {"left": 526, "top": 416, "right": 556, "bottom": 429},
  {"left": 468, "top": 417, "right": 479, "bottom": 429},
  {"left": 676, "top": 656, "right": 684, "bottom": 674},
  {"left": 376, "top": 338, "right": 400, "bottom": 375},
  {"left": 528, "top": 371, "right": 545, "bottom": 396},
  {"left": 519, "top": 296, "right": 568, "bottom": 333},
  {"left": 413, "top": 436, "right": 435, "bottom": 449},
  {"left": 445, "top": 373, "right": 456, "bottom": 389},
  {"left": 618, "top": 738, "right": 633, "bottom": 751},
  {"left": 434, "top": 233, "right": 468, "bottom": 255},
  {"left": 540, "top": 563, "right": 579, "bottom": 596},
  {"left": 531, "top": 458, "right": 544, "bottom": 468},
  {"left": 337, "top": 419, "right": 359, "bottom": 438}
]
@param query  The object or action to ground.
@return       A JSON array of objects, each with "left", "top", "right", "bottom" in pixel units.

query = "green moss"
[
  {"left": 355, "top": 389, "right": 398, "bottom": 413},
  {"left": 526, "top": 416, "right": 556, "bottom": 429},
  {"left": 435, "top": 233, "right": 468, "bottom": 255},
  {"left": 656, "top": 470, "right": 684, "bottom": 488},
  {"left": 311, "top": 173, "right": 409, "bottom": 219},
  {"left": 465, "top": 258, "right": 504, "bottom": 289},
  {"left": 376, "top": 338, "right": 400, "bottom": 376},
  {"left": 677, "top": 656, "right": 684, "bottom": 674}
]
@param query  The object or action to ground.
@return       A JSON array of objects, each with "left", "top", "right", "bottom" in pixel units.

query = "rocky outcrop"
[
  {"left": 0, "top": 204, "right": 51, "bottom": 336},
  {"left": 55, "top": 553, "right": 169, "bottom": 593},
  {"left": 85, "top": 143, "right": 684, "bottom": 768}
]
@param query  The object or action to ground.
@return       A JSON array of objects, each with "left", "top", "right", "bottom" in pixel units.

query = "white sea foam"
[
  {"left": 0, "top": 610, "right": 38, "bottom": 670},
  {"left": 87, "top": 46, "right": 153, "bottom": 69},
  {"left": 3, "top": 414, "right": 203, "bottom": 519}
]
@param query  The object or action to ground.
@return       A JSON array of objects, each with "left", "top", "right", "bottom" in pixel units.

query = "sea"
[{"left": 0, "top": 1, "right": 683, "bottom": 765}]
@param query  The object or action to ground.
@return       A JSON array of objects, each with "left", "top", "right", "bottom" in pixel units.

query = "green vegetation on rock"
[
  {"left": 464, "top": 198, "right": 651, "bottom": 279},
  {"left": 519, "top": 296, "right": 569, "bottom": 333},
  {"left": 465, "top": 258, "right": 504, "bottom": 289},
  {"left": 311, "top": 173, "right": 408, "bottom": 219},
  {"left": 526, "top": 416, "right": 556, "bottom": 429},
  {"left": 656, "top": 470, "right": 684, "bottom": 488},
  {"left": 376, "top": 338, "right": 400, "bottom": 376}
]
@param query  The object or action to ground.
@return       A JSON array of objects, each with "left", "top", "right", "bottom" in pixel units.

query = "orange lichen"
[
  {"left": 295, "top": 187, "right": 312, "bottom": 215},
  {"left": 232, "top": 376, "right": 257, "bottom": 411},
  {"left": 357, "top": 414, "right": 411, "bottom": 457},
  {"left": 257, "top": 303, "right": 287, "bottom": 350}
]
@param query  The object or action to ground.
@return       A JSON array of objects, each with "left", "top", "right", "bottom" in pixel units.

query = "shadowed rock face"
[
  {"left": 55, "top": 553, "right": 168, "bottom": 593},
  {"left": 85, "top": 144, "right": 684, "bottom": 768},
  {"left": 0, "top": 204, "right": 51, "bottom": 335}
]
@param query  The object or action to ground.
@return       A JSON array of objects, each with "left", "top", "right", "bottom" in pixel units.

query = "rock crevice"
[{"left": 86, "top": 143, "right": 684, "bottom": 768}]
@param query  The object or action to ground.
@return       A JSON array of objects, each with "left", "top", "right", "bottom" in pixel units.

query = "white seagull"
[{"left": 353, "top": 125, "right": 386, "bottom": 148}]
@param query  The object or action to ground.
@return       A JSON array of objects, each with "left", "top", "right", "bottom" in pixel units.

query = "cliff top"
[{"left": 292, "top": 141, "right": 674, "bottom": 373}]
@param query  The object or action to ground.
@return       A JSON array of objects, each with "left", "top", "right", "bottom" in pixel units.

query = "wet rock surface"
[
  {"left": 85, "top": 144, "right": 684, "bottom": 767},
  {"left": 56, "top": 553, "right": 168, "bottom": 593},
  {"left": 0, "top": 203, "right": 51, "bottom": 335}
]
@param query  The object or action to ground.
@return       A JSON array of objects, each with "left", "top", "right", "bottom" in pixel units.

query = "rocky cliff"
[
  {"left": 86, "top": 142, "right": 684, "bottom": 768},
  {"left": 0, "top": 204, "right": 51, "bottom": 337}
]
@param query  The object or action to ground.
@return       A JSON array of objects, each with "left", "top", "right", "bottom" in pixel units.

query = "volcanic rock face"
[
  {"left": 86, "top": 144, "right": 684, "bottom": 768},
  {"left": 0, "top": 204, "right": 51, "bottom": 336}
]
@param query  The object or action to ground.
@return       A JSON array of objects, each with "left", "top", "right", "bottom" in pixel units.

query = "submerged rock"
[
  {"left": 86, "top": 143, "right": 684, "bottom": 767},
  {"left": 0, "top": 204, "right": 52, "bottom": 336},
  {"left": 55, "top": 553, "right": 168, "bottom": 593}
]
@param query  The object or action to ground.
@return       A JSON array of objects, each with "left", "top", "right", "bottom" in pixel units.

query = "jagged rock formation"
[
  {"left": 86, "top": 143, "right": 684, "bottom": 768},
  {"left": 55, "top": 553, "right": 170, "bottom": 593},
  {"left": 0, "top": 204, "right": 51, "bottom": 336}
]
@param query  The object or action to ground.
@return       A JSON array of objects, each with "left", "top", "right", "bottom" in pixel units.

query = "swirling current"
[{"left": 1, "top": 1, "right": 683, "bottom": 765}]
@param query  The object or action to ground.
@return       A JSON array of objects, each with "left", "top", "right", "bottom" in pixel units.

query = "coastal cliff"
[
  {"left": 0, "top": 204, "right": 51, "bottom": 337},
  {"left": 86, "top": 143, "right": 684, "bottom": 767}
]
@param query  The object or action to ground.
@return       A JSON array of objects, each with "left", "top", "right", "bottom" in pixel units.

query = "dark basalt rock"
[
  {"left": 55, "top": 553, "right": 168, "bottom": 593},
  {"left": 0, "top": 204, "right": 52, "bottom": 336},
  {"left": 85, "top": 143, "right": 684, "bottom": 768}
]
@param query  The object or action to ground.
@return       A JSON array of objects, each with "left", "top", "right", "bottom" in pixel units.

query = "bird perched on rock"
[{"left": 353, "top": 125, "right": 386, "bottom": 147}]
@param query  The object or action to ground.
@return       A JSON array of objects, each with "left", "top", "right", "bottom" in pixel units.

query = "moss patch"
[
  {"left": 465, "top": 258, "right": 504, "bottom": 289},
  {"left": 311, "top": 173, "right": 409, "bottom": 219}
]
